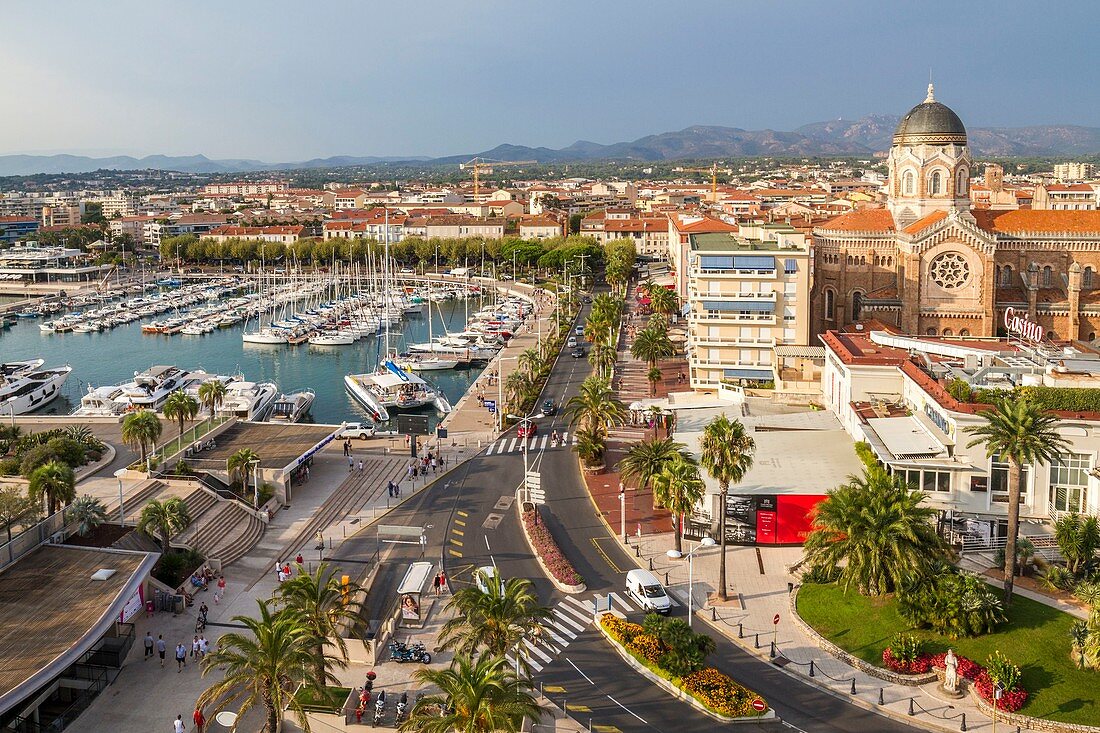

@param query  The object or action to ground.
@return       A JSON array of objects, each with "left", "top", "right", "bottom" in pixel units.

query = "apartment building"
[
  {"left": 0, "top": 217, "right": 38, "bottom": 243},
  {"left": 200, "top": 225, "right": 303, "bottom": 244},
  {"left": 40, "top": 204, "right": 84, "bottom": 228},
  {"left": 667, "top": 213, "right": 739, "bottom": 300},
  {"left": 93, "top": 190, "right": 137, "bottom": 218},
  {"left": 1054, "top": 162, "right": 1096, "bottom": 181},
  {"left": 603, "top": 216, "right": 668, "bottom": 258},
  {"left": 1036, "top": 183, "right": 1098, "bottom": 211},
  {"left": 684, "top": 225, "right": 811, "bottom": 390},
  {"left": 202, "top": 181, "right": 288, "bottom": 196},
  {"left": 518, "top": 217, "right": 563, "bottom": 240}
]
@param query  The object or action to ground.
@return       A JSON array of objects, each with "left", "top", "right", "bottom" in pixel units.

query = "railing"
[
  {"left": 0, "top": 508, "right": 67, "bottom": 573},
  {"left": 153, "top": 415, "right": 232, "bottom": 464},
  {"left": 957, "top": 533, "right": 1061, "bottom": 562}
]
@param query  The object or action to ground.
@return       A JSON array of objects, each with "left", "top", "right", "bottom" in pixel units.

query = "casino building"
[{"left": 812, "top": 84, "right": 1100, "bottom": 343}]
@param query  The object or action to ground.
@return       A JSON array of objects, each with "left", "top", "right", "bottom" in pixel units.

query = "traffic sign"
[
  {"left": 751, "top": 699, "right": 766, "bottom": 712},
  {"left": 484, "top": 399, "right": 496, "bottom": 414},
  {"left": 528, "top": 489, "right": 546, "bottom": 504},
  {"left": 772, "top": 613, "right": 780, "bottom": 626},
  {"left": 525, "top": 471, "right": 541, "bottom": 489}
]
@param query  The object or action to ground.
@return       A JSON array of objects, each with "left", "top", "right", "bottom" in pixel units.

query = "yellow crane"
[
  {"left": 679, "top": 162, "right": 728, "bottom": 201},
  {"left": 460, "top": 157, "right": 537, "bottom": 202}
]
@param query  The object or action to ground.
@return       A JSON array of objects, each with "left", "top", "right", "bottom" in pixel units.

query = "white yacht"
[
  {"left": 219, "top": 381, "right": 279, "bottom": 421},
  {"left": 75, "top": 384, "right": 130, "bottom": 416},
  {"left": 344, "top": 362, "right": 451, "bottom": 422},
  {"left": 308, "top": 330, "right": 355, "bottom": 346},
  {"left": 268, "top": 389, "right": 316, "bottom": 423},
  {"left": 242, "top": 328, "right": 288, "bottom": 345},
  {"left": 0, "top": 364, "right": 71, "bottom": 415}
]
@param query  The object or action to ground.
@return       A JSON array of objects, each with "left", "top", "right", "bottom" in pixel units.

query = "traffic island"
[{"left": 518, "top": 506, "right": 586, "bottom": 594}]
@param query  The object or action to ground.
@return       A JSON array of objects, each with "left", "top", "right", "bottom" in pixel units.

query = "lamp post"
[
  {"left": 507, "top": 411, "right": 545, "bottom": 487},
  {"left": 666, "top": 536, "right": 716, "bottom": 628},
  {"left": 619, "top": 487, "right": 626, "bottom": 542},
  {"left": 495, "top": 355, "right": 519, "bottom": 432},
  {"left": 113, "top": 467, "right": 127, "bottom": 525},
  {"left": 249, "top": 459, "right": 261, "bottom": 508}
]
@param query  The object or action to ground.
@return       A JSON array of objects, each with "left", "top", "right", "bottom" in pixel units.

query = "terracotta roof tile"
[
  {"left": 902, "top": 210, "right": 948, "bottom": 234},
  {"left": 817, "top": 208, "right": 895, "bottom": 232},
  {"left": 972, "top": 209, "right": 1100, "bottom": 234}
]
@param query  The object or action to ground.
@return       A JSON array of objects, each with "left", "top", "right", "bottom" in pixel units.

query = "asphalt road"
[{"left": 337, "top": 299, "right": 920, "bottom": 733}]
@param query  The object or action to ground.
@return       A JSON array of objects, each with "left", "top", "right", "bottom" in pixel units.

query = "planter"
[
  {"left": 596, "top": 613, "right": 773, "bottom": 722},
  {"left": 581, "top": 461, "right": 605, "bottom": 475},
  {"left": 517, "top": 506, "right": 585, "bottom": 594}
]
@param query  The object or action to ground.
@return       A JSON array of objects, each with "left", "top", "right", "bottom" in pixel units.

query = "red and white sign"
[
  {"left": 751, "top": 698, "right": 767, "bottom": 712},
  {"left": 772, "top": 613, "right": 781, "bottom": 626},
  {"left": 1004, "top": 307, "right": 1044, "bottom": 343}
]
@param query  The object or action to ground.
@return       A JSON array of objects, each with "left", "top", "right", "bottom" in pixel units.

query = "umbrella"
[{"left": 629, "top": 401, "right": 645, "bottom": 411}]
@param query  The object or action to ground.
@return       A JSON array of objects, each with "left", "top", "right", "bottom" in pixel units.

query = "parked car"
[
  {"left": 626, "top": 569, "right": 672, "bottom": 614},
  {"left": 517, "top": 422, "right": 538, "bottom": 438},
  {"left": 541, "top": 398, "right": 556, "bottom": 416},
  {"left": 338, "top": 422, "right": 375, "bottom": 439},
  {"left": 475, "top": 566, "right": 499, "bottom": 594},
  {"left": 571, "top": 347, "right": 586, "bottom": 358}
]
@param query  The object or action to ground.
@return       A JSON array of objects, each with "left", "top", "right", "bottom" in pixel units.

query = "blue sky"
[{"left": 1, "top": 0, "right": 1097, "bottom": 160}]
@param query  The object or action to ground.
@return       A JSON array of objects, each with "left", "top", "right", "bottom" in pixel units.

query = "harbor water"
[{"left": 0, "top": 297, "right": 487, "bottom": 427}]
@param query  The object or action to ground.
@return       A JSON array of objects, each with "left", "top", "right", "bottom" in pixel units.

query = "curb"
[
  {"left": 516, "top": 502, "right": 586, "bottom": 595},
  {"left": 75, "top": 442, "right": 117, "bottom": 484}
]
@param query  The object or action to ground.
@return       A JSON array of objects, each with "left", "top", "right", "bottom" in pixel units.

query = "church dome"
[{"left": 892, "top": 84, "right": 967, "bottom": 146}]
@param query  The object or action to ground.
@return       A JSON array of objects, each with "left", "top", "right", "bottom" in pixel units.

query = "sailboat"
[{"left": 404, "top": 279, "right": 460, "bottom": 371}]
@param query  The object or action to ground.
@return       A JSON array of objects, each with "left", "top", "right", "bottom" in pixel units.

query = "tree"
[
  {"left": 197, "top": 379, "right": 228, "bottom": 417},
  {"left": 278, "top": 562, "right": 360, "bottom": 687},
  {"left": 67, "top": 495, "right": 108, "bottom": 536},
  {"left": 618, "top": 437, "right": 691, "bottom": 495},
  {"left": 642, "top": 614, "right": 715, "bottom": 676},
  {"left": 518, "top": 348, "right": 542, "bottom": 378},
  {"left": 440, "top": 569, "right": 551, "bottom": 659},
  {"left": 803, "top": 466, "right": 946, "bottom": 596},
  {"left": 967, "top": 398, "right": 1071, "bottom": 606},
  {"left": 0, "top": 485, "right": 37, "bottom": 548},
  {"left": 227, "top": 448, "right": 261, "bottom": 497},
  {"left": 646, "top": 284, "right": 679, "bottom": 322},
  {"left": 699, "top": 415, "right": 755, "bottom": 602},
  {"left": 400, "top": 654, "right": 540, "bottom": 733},
  {"left": 137, "top": 496, "right": 190, "bottom": 553},
  {"left": 199, "top": 600, "right": 322, "bottom": 733},
  {"left": 566, "top": 376, "right": 626, "bottom": 438},
  {"left": 504, "top": 370, "right": 535, "bottom": 412},
  {"left": 647, "top": 366, "right": 664, "bottom": 397},
  {"left": 121, "top": 410, "right": 162, "bottom": 466},
  {"left": 1054, "top": 513, "right": 1100, "bottom": 577},
  {"left": 163, "top": 390, "right": 199, "bottom": 438},
  {"left": 652, "top": 455, "right": 706, "bottom": 554},
  {"left": 27, "top": 461, "right": 75, "bottom": 514},
  {"left": 588, "top": 341, "right": 616, "bottom": 378},
  {"left": 574, "top": 427, "right": 606, "bottom": 468},
  {"left": 630, "top": 327, "right": 675, "bottom": 369}
]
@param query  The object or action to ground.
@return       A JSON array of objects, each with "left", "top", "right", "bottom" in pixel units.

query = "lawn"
[
  {"left": 293, "top": 685, "right": 351, "bottom": 712},
  {"left": 797, "top": 582, "right": 1099, "bottom": 725}
]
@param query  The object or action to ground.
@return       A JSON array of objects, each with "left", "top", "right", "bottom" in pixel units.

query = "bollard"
[
  {"left": 711, "top": 607, "right": 717, "bottom": 622},
  {"left": 959, "top": 713, "right": 966, "bottom": 732},
  {"left": 737, "top": 622, "right": 743, "bottom": 639},
  {"left": 907, "top": 698, "right": 915, "bottom": 716},
  {"left": 769, "top": 641, "right": 776, "bottom": 659},
  {"left": 849, "top": 679, "right": 856, "bottom": 695},
  {"left": 787, "top": 581, "right": 794, "bottom": 594},
  {"left": 754, "top": 633, "right": 760, "bottom": 649},
  {"left": 664, "top": 572, "right": 670, "bottom": 585},
  {"left": 878, "top": 688, "right": 884, "bottom": 706},
  {"left": 634, "top": 545, "right": 640, "bottom": 557},
  {"left": 809, "top": 660, "right": 815, "bottom": 677},
  {"left": 648, "top": 558, "right": 653, "bottom": 571}
]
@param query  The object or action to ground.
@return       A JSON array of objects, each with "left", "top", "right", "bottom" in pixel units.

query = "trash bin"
[{"left": 173, "top": 595, "right": 186, "bottom": 615}]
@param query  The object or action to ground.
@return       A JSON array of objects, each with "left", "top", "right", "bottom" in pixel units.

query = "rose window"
[{"left": 930, "top": 253, "right": 969, "bottom": 289}]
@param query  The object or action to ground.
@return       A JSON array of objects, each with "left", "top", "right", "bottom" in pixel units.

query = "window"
[
  {"left": 942, "top": 328, "right": 953, "bottom": 336},
  {"left": 903, "top": 171, "right": 915, "bottom": 196},
  {"left": 784, "top": 259, "right": 798, "bottom": 274},
  {"left": 926, "top": 327, "right": 937, "bottom": 336},
  {"left": 1085, "top": 266, "right": 1093, "bottom": 288},
  {"left": 990, "top": 453, "right": 1031, "bottom": 496},
  {"left": 1043, "top": 266, "right": 1053, "bottom": 288},
  {"left": 824, "top": 289, "right": 835, "bottom": 321},
  {"left": 960, "top": 329, "right": 971, "bottom": 337},
  {"left": 1001, "top": 265, "right": 1013, "bottom": 286},
  {"left": 1050, "top": 453, "right": 1089, "bottom": 487},
  {"left": 922, "top": 470, "right": 951, "bottom": 493},
  {"left": 956, "top": 168, "right": 969, "bottom": 196},
  {"left": 930, "top": 171, "right": 943, "bottom": 195},
  {"left": 851, "top": 291, "right": 863, "bottom": 321}
]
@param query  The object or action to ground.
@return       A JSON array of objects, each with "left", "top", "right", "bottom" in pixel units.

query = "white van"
[{"left": 626, "top": 569, "right": 671, "bottom": 614}]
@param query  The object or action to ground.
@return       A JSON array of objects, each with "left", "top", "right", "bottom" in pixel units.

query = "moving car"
[
  {"left": 475, "top": 566, "right": 499, "bottom": 594},
  {"left": 338, "top": 422, "right": 375, "bottom": 439},
  {"left": 625, "top": 569, "right": 672, "bottom": 614},
  {"left": 566, "top": 336, "right": 578, "bottom": 348},
  {"left": 517, "top": 421, "right": 537, "bottom": 438},
  {"left": 541, "top": 398, "right": 556, "bottom": 416},
  {"left": 574, "top": 326, "right": 585, "bottom": 336},
  {"left": 570, "top": 347, "right": 585, "bottom": 358}
]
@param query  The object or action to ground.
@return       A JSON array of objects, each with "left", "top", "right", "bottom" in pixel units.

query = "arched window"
[
  {"left": 926, "top": 327, "right": 937, "bottom": 336},
  {"left": 960, "top": 329, "right": 971, "bottom": 337},
  {"left": 824, "top": 289, "right": 835, "bottom": 321},
  {"left": 886, "top": 257, "right": 892, "bottom": 267},
  {"left": 851, "top": 291, "right": 863, "bottom": 321},
  {"left": 1085, "top": 266, "right": 1093, "bottom": 288},
  {"left": 1001, "top": 265, "right": 1013, "bottom": 286},
  {"left": 930, "top": 171, "right": 943, "bottom": 195},
  {"left": 1042, "top": 265, "right": 1053, "bottom": 287},
  {"left": 956, "top": 168, "right": 968, "bottom": 196},
  {"left": 1089, "top": 332, "right": 1096, "bottom": 341},
  {"left": 846, "top": 255, "right": 853, "bottom": 265},
  {"left": 860, "top": 256, "right": 866, "bottom": 266},
  {"left": 942, "top": 328, "right": 953, "bottom": 337},
  {"left": 903, "top": 171, "right": 915, "bottom": 196}
]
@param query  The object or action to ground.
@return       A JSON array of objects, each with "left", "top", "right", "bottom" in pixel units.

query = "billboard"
[{"left": 722, "top": 494, "right": 825, "bottom": 546}]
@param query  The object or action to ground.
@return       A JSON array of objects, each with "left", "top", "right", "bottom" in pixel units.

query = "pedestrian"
[
  {"left": 175, "top": 642, "right": 187, "bottom": 672},
  {"left": 198, "top": 636, "right": 208, "bottom": 659},
  {"left": 283, "top": 562, "right": 292, "bottom": 579},
  {"left": 295, "top": 552, "right": 303, "bottom": 565},
  {"left": 315, "top": 531, "right": 324, "bottom": 550},
  {"left": 199, "top": 602, "right": 208, "bottom": 626},
  {"left": 439, "top": 570, "right": 447, "bottom": 594},
  {"left": 348, "top": 455, "right": 354, "bottom": 471},
  {"left": 156, "top": 635, "right": 167, "bottom": 667},
  {"left": 358, "top": 459, "right": 364, "bottom": 473},
  {"left": 342, "top": 440, "right": 349, "bottom": 457},
  {"left": 193, "top": 707, "right": 205, "bottom": 733},
  {"left": 215, "top": 575, "right": 226, "bottom": 604},
  {"left": 173, "top": 713, "right": 186, "bottom": 733},
  {"left": 191, "top": 635, "right": 200, "bottom": 659},
  {"left": 433, "top": 573, "right": 441, "bottom": 596},
  {"left": 276, "top": 560, "right": 285, "bottom": 583},
  {"left": 144, "top": 631, "right": 154, "bottom": 660},
  {"left": 395, "top": 482, "right": 401, "bottom": 497},
  {"left": 304, "top": 465, "right": 310, "bottom": 482},
  {"left": 406, "top": 464, "right": 414, "bottom": 481}
]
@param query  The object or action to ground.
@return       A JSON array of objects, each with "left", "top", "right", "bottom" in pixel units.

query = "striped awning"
[{"left": 702, "top": 300, "right": 775, "bottom": 313}]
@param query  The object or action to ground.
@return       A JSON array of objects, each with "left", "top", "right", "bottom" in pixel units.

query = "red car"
[{"left": 517, "top": 422, "right": 538, "bottom": 438}]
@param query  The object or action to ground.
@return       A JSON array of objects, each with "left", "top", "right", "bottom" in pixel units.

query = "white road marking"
[
  {"left": 553, "top": 608, "right": 586, "bottom": 631},
  {"left": 606, "top": 695, "right": 648, "bottom": 724},
  {"left": 523, "top": 638, "right": 553, "bottom": 663},
  {"left": 506, "top": 653, "right": 543, "bottom": 673},
  {"left": 566, "top": 657, "right": 594, "bottom": 684},
  {"left": 608, "top": 592, "right": 634, "bottom": 612}
]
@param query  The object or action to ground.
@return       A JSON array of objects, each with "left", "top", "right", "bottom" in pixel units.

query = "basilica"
[{"left": 812, "top": 85, "right": 1100, "bottom": 341}]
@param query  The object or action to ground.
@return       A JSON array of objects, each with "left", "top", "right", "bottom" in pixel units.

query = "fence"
[
  {"left": 147, "top": 415, "right": 232, "bottom": 468},
  {"left": 957, "top": 533, "right": 1060, "bottom": 562},
  {"left": 0, "top": 507, "right": 67, "bottom": 573}
]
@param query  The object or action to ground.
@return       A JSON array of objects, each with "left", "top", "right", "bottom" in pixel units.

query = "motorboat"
[
  {"left": 219, "top": 380, "right": 278, "bottom": 421},
  {"left": 74, "top": 384, "right": 130, "bottom": 416},
  {"left": 268, "top": 389, "right": 316, "bottom": 423},
  {"left": 308, "top": 330, "right": 355, "bottom": 346},
  {"left": 1, "top": 359, "right": 45, "bottom": 377},
  {"left": 0, "top": 365, "right": 71, "bottom": 415},
  {"left": 242, "top": 328, "right": 288, "bottom": 345},
  {"left": 344, "top": 361, "right": 451, "bottom": 422},
  {"left": 402, "top": 355, "right": 460, "bottom": 371}
]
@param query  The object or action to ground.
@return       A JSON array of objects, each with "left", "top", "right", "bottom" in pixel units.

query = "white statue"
[{"left": 943, "top": 648, "right": 959, "bottom": 693}]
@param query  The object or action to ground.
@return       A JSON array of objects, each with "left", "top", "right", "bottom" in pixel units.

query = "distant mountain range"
[{"left": 3, "top": 114, "right": 1100, "bottom": 176}]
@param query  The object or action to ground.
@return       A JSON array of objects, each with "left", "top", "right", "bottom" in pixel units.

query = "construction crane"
[
  {"left": 678, "top": 162, "right": 728, "bottom": 201},
  {"left": 460, "top": 157, "right": 537, "bottom": 202}
]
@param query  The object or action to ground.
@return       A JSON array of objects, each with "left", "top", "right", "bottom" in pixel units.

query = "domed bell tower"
[{"left": 887, "top": 84, "right": 972, "bottom": 227}]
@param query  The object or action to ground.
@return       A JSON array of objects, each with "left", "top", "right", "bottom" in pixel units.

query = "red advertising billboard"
[
  {"left": 774, "top": 494, "right": 826, "bottom": 545},
  {"left": 720, "top": 493, "right": 825, "bottom": 546}
]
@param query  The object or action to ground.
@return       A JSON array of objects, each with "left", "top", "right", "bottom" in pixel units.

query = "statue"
[{"left": 943, "top": 649, "right": 959, "bottom": 693}]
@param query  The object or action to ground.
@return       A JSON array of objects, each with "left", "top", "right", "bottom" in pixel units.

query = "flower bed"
[
  {"left": 881, "top": 647, "right": 933, "bottom": 675},
  {"left": 598, "top": 613, "right": 768, "bottom": 719},
  {"left": 521, "top": 508, "right": 584, "bottom": 589},
  {"left": 929, "top": 653, "right": 1029, "bottom": 713}
]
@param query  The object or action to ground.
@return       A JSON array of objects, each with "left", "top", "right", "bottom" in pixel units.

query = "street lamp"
[
  {"left": 506, "top": 410, "right": 545, "bottom": 486},
  {"left": 666, "top": 536, "right": 717, "bottom": 628},
  {"left": 494, "top": 355, "right": 519, "bottom": 432},
  {"left": 249, "top": 459, "right": 261, "bottom": 508},
  {"left": 113, "top": 467, "right": 127, "bottom": 525}
]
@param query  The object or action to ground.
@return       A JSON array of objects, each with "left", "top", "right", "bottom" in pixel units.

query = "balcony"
[
  {"left": 691, "top": 334, "right": 776, "bottom": 347},
  {"left": 689, "top": 288, "right": 777, "bottom": 301},
  {"left": 691, "top": 312, "right": 777, "bottom": 324}
]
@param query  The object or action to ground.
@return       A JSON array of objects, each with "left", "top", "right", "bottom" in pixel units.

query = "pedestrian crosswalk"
[
  {"left": 504, "top": 590, "right": 683, "bottom": 673},
  {"left": 483, "top": 432, "right": 576, "bottom": 456}
]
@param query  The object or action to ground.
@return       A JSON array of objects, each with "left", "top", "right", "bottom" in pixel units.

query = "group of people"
[
  {"left": 171, "top": 709, "right": 206, "bottom": 733},
  {"left": 405, "top": 450, "right": 443, "bottom": 481},
  {"left": 143, "top": 631, "right": 208, "bottom": 673},
  {"left": 276, "top": 555, "right": 304, "bottom": 583}
]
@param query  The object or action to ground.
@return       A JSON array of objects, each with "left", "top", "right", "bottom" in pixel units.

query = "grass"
[
  {"left": 293, "top": 685, "right": 351, "bottom": 712},
  {"left": 797, "top": 582, "right": 1099, "bottom": 725}
]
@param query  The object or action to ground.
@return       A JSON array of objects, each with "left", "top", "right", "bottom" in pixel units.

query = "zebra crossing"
[
  {"left": 504, "top": 591, "right": 683, "bottom": 673},
  {"left": 483, "top": 431, "right": 576, "bottom": 456}
]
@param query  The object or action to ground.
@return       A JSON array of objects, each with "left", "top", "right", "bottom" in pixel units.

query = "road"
[{"left": 338, "top": 299, "right": 920, "bottom": 733}]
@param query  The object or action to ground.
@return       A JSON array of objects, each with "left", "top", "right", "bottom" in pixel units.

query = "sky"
[{"left": 2, "top": 0, "right": 1098, "bottom": 161}]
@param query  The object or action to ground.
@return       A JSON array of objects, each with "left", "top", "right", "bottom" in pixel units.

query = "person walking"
[
  {"left": 357, "top": 459, "right": 364, "bottom": 473},
  {"left": 198, "top": 636, "right": 208, "bottom": 659},
  {"left": 191, "top": 635, "right": 200, "bottom": 659},
  {"left": 175, "top": 642, "right": 187, "bottom": 672},
  {"left": 431, "top": 456, "right": 437, "bottom": 473},
  {"left": 439, "top": 570, "right": 447, "bottom": 594},
  {"left": 192, "top": 707, "right": 205, "bottom": 733},
  {"left": 342, "top": 439, "right": 350, "bottom": 457},
  {"left": 198, "top": 602, "right": 208, "bottom": 626},
  {"left": 432, "top": 573, "right": 441, "bottom": 596},
  {"left": 173, "top": 713, "right": 187, "bottom": 733},
  {"left": 348, "top": 455, "right": 354, "bottom": 471},
  {"left": 144, "top": 631, "right": 154, "bottom": 660},
  {"left": 295, "top": 552, "right": 303, "bottom": 565},
  {"left": 156, "top": 635, "right": 167, "bottom": 668},
  {"left": 215, "top": 575, "right": 226, "bottom": 604}
]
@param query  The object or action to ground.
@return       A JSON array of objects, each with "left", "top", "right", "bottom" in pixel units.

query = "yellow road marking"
[
  {"left": 457, "top": 510, "right": 469, "bottom": 517},
  {"left": 593, "top": 726, "right": 621, "bottom": 733},
  {"left": 454, "top": 519, "right": 466, "bottom": 526},
  {"left": 566, "top": 704, "right": 591, "bottom": 713},
  {"left": 543, "top": 685, "right": 566, "bottom": 694},
  {"left": 591, "top": 538, "right": 626, "bottom": 573},
  {"left": 448, "top": 549, "right": 463, "bottom": 558},
  {"left": 452, "top": 529, "right": 464, "bottom": 536},
  {"left": 450, "top": 538, "right": 463, "bottom": 547}
]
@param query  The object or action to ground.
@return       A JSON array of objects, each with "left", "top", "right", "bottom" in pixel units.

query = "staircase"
[
  {"left": 172, "top": 490, "right": 267, "bottom": 568},
  {"left": 181, "top": 489, "right": 218, "bottom": 523}
]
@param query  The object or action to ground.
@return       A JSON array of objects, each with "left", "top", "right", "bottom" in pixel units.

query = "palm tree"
[
  {"left": 805, "top": 466, "right": 946, "bottom": 596},
  {"left": 618, "top": 437, "right": 692, "bottom": 494},
  {"left": 1054, "top": 513, "right": 1100, "bottom": 576},
  {"left": 647, "top": 284, "right": 679, "bottom": 321},
  {"left": 699, "top": 415, "right": 755, "bottom": 602},
  {"left": 587, "top": 341, "right": 616, "bottom": 378},
  {"left": 630, "top": 327, "right": 674, "bottom": 369},
  {"left": 67, "top": 495, "right": 108, "bottom": 536},
  {"left": 27, "top": 461, "right": 75, "bottom": 514},
  {"left": 518, "top": 347, "right": 542, "bottom": 378},
  {"left": 121, "top": 409, "right": 162, "bottom": 466},
  {"left": 277, "top": 562, "right": 360, "bottom": 687},
  {"left": 199, "top": 600, "right": 323, "bottom": 733},
  {"left": 163, "top": 390, "right": 199, "bottom": 438},
  {"left": 504, "top": 370, "right": 535, "bottom": 412},
  {"left": 967, "top": 398, "right": 1071, "bottom": 606},
  {"left": 653, "top": 455, "right": 707, "bottom": 555},
  {"left": 440, "top": 570, "right": 551, "bottom": 658},
  {"left": 197, "top": 379, "right": 228, "bottom": 417},
  {"left": 400, "top": 654, "right": 540, "bottom": 733},
  {"left": 647, "top": 366, "right": 664, "bottom": 397},
  {"left": 566, "top": 376, "right": 626, "bottom": 437},
  {"left": 227, "top": 448, "right": 261, "bottom": 496},
  {"left": 136, "top": 496, "right": 190, "bottom": 553},
  {"left": 575, "top": 427, "right": 606, "bottom": 469}
]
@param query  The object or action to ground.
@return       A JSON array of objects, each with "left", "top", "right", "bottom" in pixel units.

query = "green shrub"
[
  {"left": 20, "top": 445, "right": 56, "bottom": 477},
  {"left": 946, "top": 379, "right": 973, "bottom": 402},
  {"left": 45, "top": 437, "right": 86, "bottom": 468},
  {"left": 986, "top": 651, "right": 1022, "bottom": 692},
  {"left": 0, "top": 457, "right": 20, "bottom": 476},
  {"left": 1073, "top": 580, "right": 1100, "bottom": 606},
  {"left": 853, "top": 442, "right": 879, "bottom": 471},
  {"left": 802, "top": 563, "right": 841, "bottom": 584},
  {"left": 889, "top": 632, "right": 925, "bottom": 664},
  {"left": 643, "top": 613, "right": 715, "bottom": 677},
  {"left": 899, "top": 571, "right": 1006, "bottom": 639},
  {"left": 1042, "top": 565, "right": 1075, "bottom": 592},
  {"left": 153, "top": 548, "right": 206, "bottom": 588}
]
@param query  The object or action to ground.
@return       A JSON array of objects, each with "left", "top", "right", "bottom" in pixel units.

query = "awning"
[
  {"left": 699, "top": 255, "right": 734, "bottom": 270},
  {"left": 774, "top": 345, "right": 825, "bottom": 359},
  {"left": 702, "top": 300, "right": 775, "bottom": 313},
  {"left": 724, "top": 368, "right": 774, "bottom": 380},
  {"left": 733, "top": 256, "right": 775, "bottom": 270},
  {"left": 863, "top": 416, "right": 949, "bottom": 461}
]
